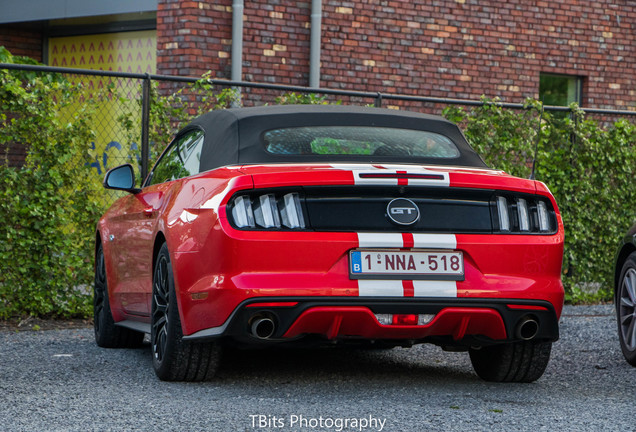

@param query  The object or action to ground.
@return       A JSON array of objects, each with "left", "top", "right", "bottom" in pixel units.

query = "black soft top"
[{"left": 183, "top": 105, "right": 487, "bottom": 172}]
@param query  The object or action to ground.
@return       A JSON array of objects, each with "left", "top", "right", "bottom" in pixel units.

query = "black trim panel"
[{"left": 186, "top": 297, "right": 560, "bottom": 347}]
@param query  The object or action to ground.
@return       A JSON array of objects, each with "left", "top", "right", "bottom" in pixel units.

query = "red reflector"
[
  {"left": 359, "top": 173, "right": 445, "bottom": 180},
  {"left": 246, "top": 302, "right": 298, "bottom": 308},
  {"left": 506, "top": 304, "right": 548, "bottom": 311},
  {"left": 392, "top": 314, "right": 419, "bottom": 325}
]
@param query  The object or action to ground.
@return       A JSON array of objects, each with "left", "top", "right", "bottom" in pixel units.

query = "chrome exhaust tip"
[
  {"left": 515, "top": 317, "right": 539, "bottom": 341},
  {"left": 251, "top": 317, "right": 276, "bottom": 339}
]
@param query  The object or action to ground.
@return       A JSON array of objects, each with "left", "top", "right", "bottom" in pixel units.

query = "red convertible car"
[{"left": 95, "top": 105, "right": 564, "bottom": 382}]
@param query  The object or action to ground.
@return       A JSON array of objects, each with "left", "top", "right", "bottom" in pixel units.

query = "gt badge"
[{"left": 386, "top": 198, "right": 420, "bottom": 226}]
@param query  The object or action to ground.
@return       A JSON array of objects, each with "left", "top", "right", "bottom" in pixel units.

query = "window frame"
[
  {"left": 144, "top": 128, "right": 204, "bottom": 187},
  {"left": 538, "top": 73, "right": 584, "bottom": 107}
]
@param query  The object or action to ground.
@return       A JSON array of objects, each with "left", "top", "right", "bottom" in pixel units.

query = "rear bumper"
[
  {"left": 183, "top": 297, "right": 559, "bottom": 347},
  {"left": 173, "top": 229, "right": 565, "bottom": 336}
]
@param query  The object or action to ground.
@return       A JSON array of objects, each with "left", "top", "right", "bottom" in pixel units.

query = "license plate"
[{"left": 350, "top": 249, "right": 464, "bottom": 280}]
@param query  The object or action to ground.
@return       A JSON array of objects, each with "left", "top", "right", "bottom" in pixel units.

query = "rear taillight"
[
  {"left": 229, "top": 192, "right": 306, "bottom": 230},
  {"left": 231, "top": 196, "right": 255, "bottom": 228},
  {"left": 496, "top": 196, "right": 511, "bottom": 232},
  {"left": 517, "top": 198, "right": 530, "bottom": 232},
  {"left": 280, "top": 192, "right": 305, "bottom": 229},
  {"left": 494, "top": 195, "right": 556, "bottom": 234},
  {"left": 537, "top": 201, "right": 551, "bottom": 232},
  {"left": 254, "top": 194, "right": 281, "bottom": 228}
]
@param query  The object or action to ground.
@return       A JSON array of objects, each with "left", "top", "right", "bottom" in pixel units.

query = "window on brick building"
[{"left": 539, "top": 73, "right": 583, "bottom": 107}]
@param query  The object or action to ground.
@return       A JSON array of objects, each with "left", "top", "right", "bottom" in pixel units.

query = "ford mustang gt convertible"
[{"left": 94, "top": 105, "right": 564, "bottom": 382}]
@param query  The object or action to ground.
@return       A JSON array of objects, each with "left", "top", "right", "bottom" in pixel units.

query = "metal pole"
[
  {"left": 231, "top": 0, "right": 244, "bottom": 81},
  {"left": 309, "top": 0, "right": 322, "bottom": 88},
  {"left": 374, "top": 92, "right": 383, "bottom": 108},
  {"left": 141, "top": 75, "right": 151, "bottom": 181},
  {"left": 231, "top": 0, "right": 244, "bottom": 106}
]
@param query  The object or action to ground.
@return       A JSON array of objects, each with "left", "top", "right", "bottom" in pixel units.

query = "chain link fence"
[{"left": 2, "top": 62, "right": 636, "bottom": 209}]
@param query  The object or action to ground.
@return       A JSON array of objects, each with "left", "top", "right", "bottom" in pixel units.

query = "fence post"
[
  {"left": 374, "top": 92, "right": 383, "bottom": 108},
  {"left": 141, "top": 74, "right": 151, "bottom": 181}
]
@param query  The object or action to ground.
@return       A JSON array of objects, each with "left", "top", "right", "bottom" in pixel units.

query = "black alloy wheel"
[
  {"left": 617, "top": 252, "right": 636, "bottom": 366},
  {"left": 94, "top": 247, "right": 107, "bottom": 336},
  {"left": 151, "top": 243, "right": 221, "bottom": 381},
  {"left": 94, "top": 244, "right": 144, "bottom": 348},
  {"left": 151, "top": 249, "right": 170, "bottom": 364}
]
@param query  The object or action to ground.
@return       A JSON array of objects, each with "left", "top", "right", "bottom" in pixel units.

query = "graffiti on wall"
[{"left": 48, "top": 30, "right": 156, "bottom": 176}]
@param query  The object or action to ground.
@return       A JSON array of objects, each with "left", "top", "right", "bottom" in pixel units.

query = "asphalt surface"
[{"left": 0, "top": 304, "right": 632, "bottom": 432}]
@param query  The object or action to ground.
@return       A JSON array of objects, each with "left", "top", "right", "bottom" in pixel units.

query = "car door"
[{"left": 112, "top": 129, "right": 205, "bottom": 316}]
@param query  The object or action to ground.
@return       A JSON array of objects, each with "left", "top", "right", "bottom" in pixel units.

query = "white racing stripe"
[
  {"left": 412, "top": 233, "right": 457, "bottom": 249},
  {"left": 413, "top": 280, "right": 458, "bottom": 297},
  {"left": 356, "top": 232, "right": 457, "bottom": 249},
  {"left": 329, "top": 163, "right": 378, "bottom": 171},
  {"left": 356, "top": 280, "right": 458, "bottom": 297},
  {"left": 357, "top": 233, "right": 404, "bottom": 248},
  {"left": 329, "top": 164, "right": 450, "bottom": 187},
  {"left": 358, "top": 280, "right": 404, "bottom": 297}
]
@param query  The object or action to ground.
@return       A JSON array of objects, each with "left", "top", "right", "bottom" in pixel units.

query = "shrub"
[
  {"left": 444, "top": 98, "right": 636, "bottom": 302},
  {"left": 0, "top": 47, "right": 103, "bottom": 318}
]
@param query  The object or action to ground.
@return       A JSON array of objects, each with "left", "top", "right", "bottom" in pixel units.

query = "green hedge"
[
  {"left": 444, "top": 98, "right": 636, "bottom": 301},
  {"left": 0, "top": 47, "right": 103, "bottom": 318}
]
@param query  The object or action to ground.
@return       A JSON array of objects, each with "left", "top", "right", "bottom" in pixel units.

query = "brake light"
[
  {"left": 537, "top": 201, "right": 550, "bottom": 232},
  {"left": 230, "top": 192, "right": 306, "bottom": 230},
  {"left": 231, "top": 195, "right": 255, "bottom": 228},
  {"left": 496, "top": 196, "right": 510, "bottom": 232},
  {"left": 494, "top": 195, "right": 555, "bottom": 234},
  {"left": 254, "top": 194, "right": 281, "bottom": 228},
  {"left": 280, "top": 193, "right": 305, "bottom": 229}
]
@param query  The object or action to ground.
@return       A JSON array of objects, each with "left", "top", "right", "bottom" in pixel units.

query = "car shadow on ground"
[{"left": 126, "top": 340, "right": 478, "bottom": 385}]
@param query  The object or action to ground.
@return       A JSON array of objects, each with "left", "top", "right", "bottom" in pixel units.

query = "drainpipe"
[
  {"left": 309, "top": 0, "right": 322, "bottom": 88},
  {"left": 231, "top": 0, "right": 244, "bottom": 104}
]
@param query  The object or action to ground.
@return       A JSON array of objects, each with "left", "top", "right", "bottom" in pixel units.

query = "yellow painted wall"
[
  {"left": 49, "top": 30, "right": 155, "bottom": 74},
  {"left": 48, "top": 30, "right": 156, "bottom": 176}
]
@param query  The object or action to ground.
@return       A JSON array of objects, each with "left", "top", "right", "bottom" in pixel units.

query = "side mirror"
[{"left": 103, "top": 164, "right": 140, "bottom": 193}]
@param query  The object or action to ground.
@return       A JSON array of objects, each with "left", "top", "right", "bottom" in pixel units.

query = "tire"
[
  {"left": 616, "top": 252, "right": 636, "bottom": 366},
  {"left": 151, "top": 243, "right": 221, "bottom": 381},
  {"left": 94, "top": 244, "right": 144, "bottom": 348},
  {"left": 469, "top": 341, "right": 552, "bottom": 383}
]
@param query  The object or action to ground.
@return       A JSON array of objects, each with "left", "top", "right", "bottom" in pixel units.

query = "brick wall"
[
  {"left": 0, "top": 25, "right": 43, "bottom": 61},
  {"left": 320, "top": 0, "right": 636, "bottom": 109},
  {"left": 157, "top": 0, "right": 636, "bottom": 110},
  {"left": 157, "top": 0, "right": 311, "bottom": 82},
  {"left": 157, "top": 0, "right": 233, "bottom": 78},
  {"left": 1, "top": 143, "right": 27, "bottom": 167},
  {"left": 0, "top": 26, "right": 42, "bottom": 166},
  {"left": 242, "top": 1, "right": 311, "bottom": 85}
]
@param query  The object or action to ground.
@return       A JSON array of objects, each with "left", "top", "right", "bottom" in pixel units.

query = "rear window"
[{"left": 263, "top": 126, "right": 460, "bottom": 159}]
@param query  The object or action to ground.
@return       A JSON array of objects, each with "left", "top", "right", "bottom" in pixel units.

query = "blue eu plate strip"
[{"left": 350, "top": 251, "right": 362, "bottom": 273}]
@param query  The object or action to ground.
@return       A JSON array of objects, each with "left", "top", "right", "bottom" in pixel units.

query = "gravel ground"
[{"left": 0, "top": 304, "right": 632, "bottom": 432}]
